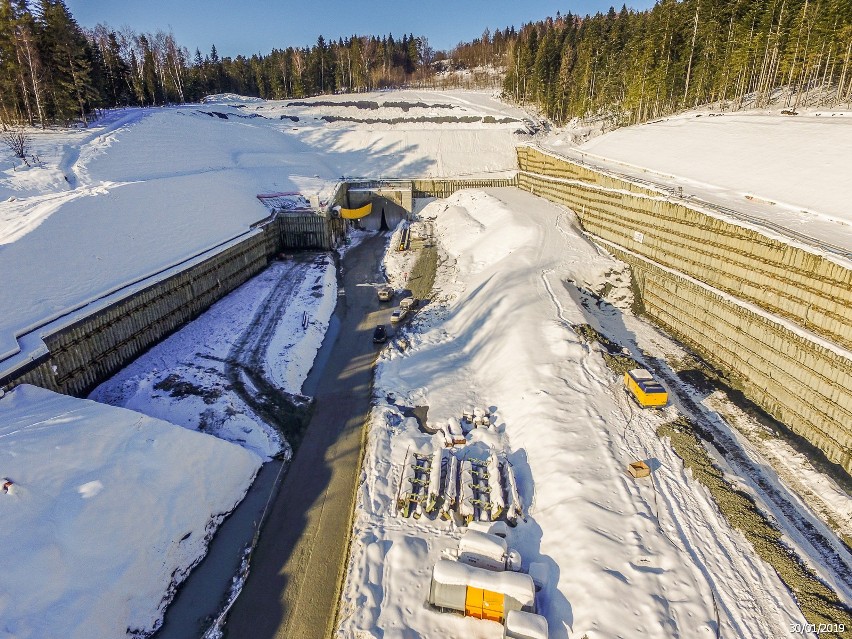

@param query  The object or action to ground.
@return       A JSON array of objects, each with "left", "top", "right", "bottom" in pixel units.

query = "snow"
[
  {"left": 90, "top": 255, "right": 336, "bottom": 460},
  {"left": 542, "top": 109, "right": 852, "bottom": 254},
  {"left": 264, "top": 257, "right": 337, "bottom": 394},
  {"left": 2, "top": 88, "right": 850, "bottom": 639},
  {"left": 505, "top": 610, "right": 549, "bottom": 639},
  {"left": 0, "top": 384, "right": 261, "bottom": 639},
  {"left": 747, "top": 413, "right": 852, "bottom": 542},
  {"left": 431, "top": 559, "right": 536, "bottom": 608},
  {"left": 0, "top": 90, "right": 525, "bottom": 372},
  {"left": 630, "top": 368, "right": 654, "bottom": 381},
  {"left": 1, "top": 249, "right": 333, "bottom": 636},
  {"left": 592, "top": 233, "right": 852, "bottom": 362},
  {"left": 338, "top": 188, "right": 811, "bottom": 639},
  {"left": 458, "top": 529, "right": 508, "bottom": 563}
]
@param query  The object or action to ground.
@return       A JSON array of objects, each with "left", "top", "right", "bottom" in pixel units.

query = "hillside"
[
  {"left": 0, "top": 385, "right": 261, "bottom": 639},
  {"left": 1, "top": 88, "right": 850, "bottom": 639},
  {"left": 544, "top": 107, "right": 852, "bottom": 254},
  {"left": 0, "top": 91, "right": 526, "bottom": 374}
]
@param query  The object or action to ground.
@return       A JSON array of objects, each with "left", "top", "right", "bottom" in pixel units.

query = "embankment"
[
  {"left": 516, "top": 145, "right": 852, "bottom": 475},
  {"left": 0, "top": 213, "right": 344, "bottom": 398}
]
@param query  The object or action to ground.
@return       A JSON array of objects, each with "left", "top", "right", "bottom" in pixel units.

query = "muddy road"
[{"left": 225, "top": 232, "right": 393, "bottom": 639}]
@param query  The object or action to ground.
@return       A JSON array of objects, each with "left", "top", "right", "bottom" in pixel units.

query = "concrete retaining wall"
[
  {"left": 278, "top": 214, "right": 346, "bottom": 250},
  {"left": 345, "top": 181, "right": 413, "bottom": 213},
  {"left": 516, "top": 146, "right": 852, "bottom": 474},
  {"left": 0, "top": 176, "right": 514, "bottom": 401},
  {"left": 2, "top": 223, "right": 280, "bottom": 397},
  {"left": 517, "top": 147, "right": 852, "bottom": 351},
  {"left": 412, "top": 177, "right": 518, "bottom": 199}
]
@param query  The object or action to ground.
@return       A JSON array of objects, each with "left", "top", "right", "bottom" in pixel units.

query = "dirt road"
[{"left": 224, "top": 233, "right": 392, "bottom": 639}]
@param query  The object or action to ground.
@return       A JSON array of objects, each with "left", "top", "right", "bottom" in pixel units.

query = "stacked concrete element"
[
  {"left": 278, "top": 214, "right": 346, "bottom": 250},
  {"left": 412, "top": 177, "right": 518, "bottom": 199},
  {"left": 344, "top": 180, "right": 411, "bottom": 230},
  {"left": 3, "top": 227, "right": 274, "bottom": 397},
  {"left": 516, "top": 145, "right": 852, "bottom": 475},
  {"left": 340, "top": 178, "right": 518, "bottom": 230},
  {"left": 345, "top": 180, "right": 414, "bottom": 213},
  {"left": 1, "top": 199, "right": 348, "bottom": 398}
]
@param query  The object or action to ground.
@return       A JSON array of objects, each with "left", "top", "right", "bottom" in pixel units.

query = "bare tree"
[{"left": 2, "top": 128, "right": 32, "bottom": 166}]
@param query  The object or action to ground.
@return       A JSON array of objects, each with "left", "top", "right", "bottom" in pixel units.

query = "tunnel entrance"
[
  {"left": 345, "top": 195, "right": 408, "bottom": 231},
  {"left": 344, "top": 180, "right": 412, "bottom": 232}
]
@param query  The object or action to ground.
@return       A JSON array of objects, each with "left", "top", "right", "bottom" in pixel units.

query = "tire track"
[
  {"left": 611, "top": 382, "right": 782, "bottom": 639},
  {"left": 573, "top": 281, "right": 852, "bottom": 617},
  {"left": 651, "top": 363, "right": 852, "bottom": 601},
  {"left": 224, "top": 257, "right": 321, "bottom": 450}
]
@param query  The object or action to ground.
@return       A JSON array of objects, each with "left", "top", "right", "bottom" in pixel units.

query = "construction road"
[{"left": 225, "top": 232, "right": 393, "bottom": 639}]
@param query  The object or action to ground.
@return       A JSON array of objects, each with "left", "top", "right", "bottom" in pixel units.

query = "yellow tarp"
[{"left": 340, "top": 203, "right": 373, "bottom": 219}]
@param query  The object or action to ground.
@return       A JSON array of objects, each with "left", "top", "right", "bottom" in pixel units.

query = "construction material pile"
[{"left": 396, "top": 408, "right": 523, "bottom": 527}]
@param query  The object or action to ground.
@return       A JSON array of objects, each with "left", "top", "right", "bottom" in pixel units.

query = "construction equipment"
[
  {"left": 428, "top": 560, "right": 536, "bottom": 623},
  {"left": 624, "top": 368, "right": 668, "bottom": 408}
]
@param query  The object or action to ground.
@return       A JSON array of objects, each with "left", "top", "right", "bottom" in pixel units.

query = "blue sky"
[{"left": 66, "top": 1, "right": 655, "bottom": 58}]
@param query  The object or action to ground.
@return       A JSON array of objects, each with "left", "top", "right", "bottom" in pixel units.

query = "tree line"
[
  {"left": 491, "top": 0, "right": 852, "bottom": 125},
  {"left": 189, "top": 32, "right": 430, "bottom": 103},
  {"left": 1, "top": 0, "right": 432, "bottom": 127},
  {"left": 3, "top": 0, "right": 851, "bottom": 129}
]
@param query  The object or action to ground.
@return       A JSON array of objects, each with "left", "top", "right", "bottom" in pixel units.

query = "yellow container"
[
  {"left": 625, "top": 369, "right": 668, "bottom": 408},
  {"left": 465, "top": 586, "right": 505, "bottom": 622}
]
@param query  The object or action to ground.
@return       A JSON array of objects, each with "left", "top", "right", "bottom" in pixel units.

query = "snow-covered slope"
[
  {"left": 339, "top": 188, "right": 808, "bottom": 639},
  {"left": 543, "top": 109, "right": 852, "bottom": 252},
  {"left": 0, "top": 384, "right": 261, "bottom": 639},
  {"left": 89, "top": 256, "right": 337, "bottom": 460},
  {"left": 0, "top": 90, "right": 525, "bottom": 369}
]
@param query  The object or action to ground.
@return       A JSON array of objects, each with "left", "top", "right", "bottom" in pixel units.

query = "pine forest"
[{"left": 1, "top": 0, "right": 851, "bottom": 129}]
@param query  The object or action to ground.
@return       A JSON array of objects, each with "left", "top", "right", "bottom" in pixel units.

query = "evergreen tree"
[
  {"left": 3, "top": 0, "right": 850, "bottom": 127},
  {"left": 38, "top": 0, "right": 97, "bottom": 123}
]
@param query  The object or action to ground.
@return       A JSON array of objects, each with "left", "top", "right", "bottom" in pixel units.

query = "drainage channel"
[
  {"left": 153, "top": 459, "right": 284, "bottom": 639},
  {"left": 154, "top": 250, "right": 350, "bottom": 639}
]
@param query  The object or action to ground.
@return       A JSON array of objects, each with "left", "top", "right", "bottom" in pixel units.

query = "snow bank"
[
  {"left": 1, "top": 90, "right": 524, "bottom": 371},
  {"left": 544, "top": 109, "right": 852, "bottom": 251},
  {"left": 431, "top": 559, "right": 535, "bottom": 608},
  {"left": 90, "top": 256, "right": 336, "bottom": 459},
  {"left": 505, "top": 610, "right": 549, "bottom": 639},
  {"left": 339, "top": 187, "right": 807, "bottom": 639},
  {"left": 265, "top": 256, "right": 338, "bottom": 394},
  {"left": 0, "top": 385, "right": 261, "bottom": 639}
]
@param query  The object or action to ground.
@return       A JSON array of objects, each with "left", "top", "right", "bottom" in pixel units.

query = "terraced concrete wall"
[
  {"left": 516, "top": 146, "right": 852, "bottom": 475},
  {"left": 278, "top": 214, "right": 346, "bottom": 250},
  {"left": 2, "top": 223, "right": 278, "bottom": 397},
  {"left": 517, "top": 147, "right": 852, "bottom": 350},
  {"left": 0, "top": 204, "right": 351, "bottom": 399},
  {"left": 412, "top": 177, "right": 518, "bottom": 199}
]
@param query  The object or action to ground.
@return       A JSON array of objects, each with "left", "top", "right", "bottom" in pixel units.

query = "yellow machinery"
[{"left": 624, "top": 368, "right": 668, "bottom": 408}]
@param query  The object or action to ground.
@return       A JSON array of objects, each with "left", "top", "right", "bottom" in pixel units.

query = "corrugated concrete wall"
[
  {"left": 516, "top": 146, "right": 852, "bottom": 475},
  {"left": 0, "top": 196, "right": 346, "bottom": 399},
  {"left": 517, "top": 147, "right": 852, "bottom": 350},
  {"left": 412, "top": 177, "right": 518, "bottom": 199},
  {"left": 278, "top": 214, "right": 346, "bottom": 250},
  {"left": 2, "top": 222, "right": 279, "bottom": 397}
]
